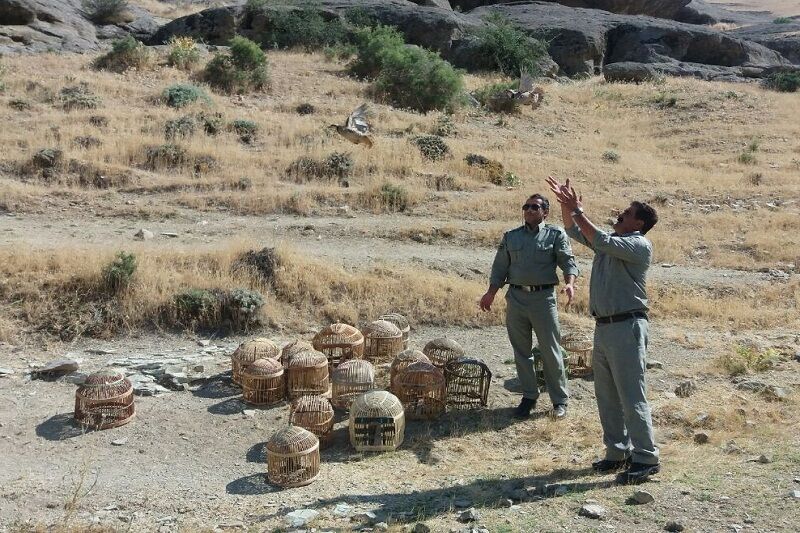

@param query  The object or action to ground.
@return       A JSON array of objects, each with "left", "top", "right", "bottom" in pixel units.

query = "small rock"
[
  {"left": 34, "top": 359, "right": 80, "bottom": 379},
  {"left": 337, "top": 205, "right": 350, "bottom": 215},
  {"left": 242, "top": 409, "right": 257, "bottom": 418},
  {"left": 375, "top": 523, "right": 389, "bottom": 531},
  {"left": 133, "top": 229, "right": 154, "bottom": 241},
  {"left": 0, "top": 367, "right": 14, "bottom": 376},
  {"left": 790, "top": 490, "right": 800, "bottom": 499},
  {"left": 111, "top": 438, "right": 128, "bottom": 446},
  {"left": 333, "top": 502, "right": 352, "bottom": 517},
  {"left": 545, "top": 483, "right": 568, "bottom": 497},
  {"left": 578, "top": 503, "right": 606, "bottom": 519},
  {"left": 674, "top": 380, "right": 696, "bottom": 398},
  {"left": 749, "top": 454, "right": 771, "bottom": 464},
  {"left": 216, "top": 521, "right": 245, "bottom": 529},
  {"left": 198, "top": 340, "right": 211, "bottom": 347},
  {"left": 694, "top": 433, "right": 709, "bottom": 444},
  {"left": 352, "top": 511, "right": 376, "bottom": 522},
  {"left": 665, "top": 521, "right": 685, "bottom": 532},
  {"left": 413, "top": 523, "right": 431, "bottom": 533},
  {"left": 629, "top": 490, "right": 654, "bottom": 505},
  {"left": 458, "top": 508, "right": 480, "bottom": 523},
  {"left": 161, "top": 232, "right": 179, "bottom": 238},
  {"left": 661, "top": 263, "right": 676, "bottom": 268},
  {"left": 646, "top": 360, "right": 664, "bottom": 370},
  {"left": 285, "top": 509, "right": 318, "bottom": 528},
  {"left": 793, "top": 352, "right": 800, "bottom": 363}
]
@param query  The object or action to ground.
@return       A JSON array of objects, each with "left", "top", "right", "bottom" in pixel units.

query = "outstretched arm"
[{"left": 547, "top": 176, "right": 601, "bottom": 244}]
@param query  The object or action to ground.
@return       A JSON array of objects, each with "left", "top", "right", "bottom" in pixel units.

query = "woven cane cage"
[
  {"left": 561, "top": 332, "right": 594, "bottom": 378},
  {"left": 389, "top": 349, "right": 431, "bottom": 392},
  {"left": 281, "top": 339, "right": 314, "bottom": 370},
  {"left": 313, "top": 323, "right": 364, "bottom": 371},
  {"left": 331, "top": 359, "right": 375, "bottom": 410},
  {"left": 74, "top": 370, "right": 135, "bottom": 430},
  {"left": 289, "top": 395, "right": 334, "bottom": 447},
  {"left": 231, "top": 338, "right": 280, "bottom": 386},
  {"left": 394, "top": 361, "right": 446, "bottom": 420},
  {"left": 445, "top": 357, "right": 491, "bottom": 409},
  {"left": 362, "top": 320, "right": 404, "bottom": 363},
  {"left": 423, "top": 337, "right": 465, "bottom": 369},
  {"left": 287, "top": 350, "right": 330, "bottom": 399},
  {"left": 266, "top": 425, "right": 320, "bottom": 488},
  {"left": 349, "top": 390, "right": 405, "bottom": 452},
  {"left": 241, "top": 358, "right": 285, "bottom": 406},
  {"left": 378, "top": 313, "right": 410, "bottom": 349}
]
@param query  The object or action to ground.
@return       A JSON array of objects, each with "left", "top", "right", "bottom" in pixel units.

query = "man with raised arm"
[{"left": 546, "top": 176, "right": 660, "bottom": 484}]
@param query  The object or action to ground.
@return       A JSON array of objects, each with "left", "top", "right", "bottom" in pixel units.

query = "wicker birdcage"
[
  {"left": 349, "top": 390, "right": 405, "bottom": 452},
  {"left": 389, "top": 349, "right": 431, "bottom": 392},
  {"left": 362, "top": 320, "right": 404, "bottom": 363},
  {"left": 378, "top": 313, "right": 410, "bottom": 349},
  {"left": 241, "top": 358, "right": 285, "bottom": 406},
  {"left": 331, "top": 359, "right": 375, "bottom": 410},
  {"left": 312, "top": 323, "right": 364, "bottom": 371},
  {"left": 423, "top": 337, "right": 465, "bottom": 369},
  {"left": 445, "top": 357, "right": 492, "bottom": 409},
  {"left": 289, "top": 395, "right": 334, "bottom": 447},
  {"left": 287, "top": 350, "right": 330, "bottom": 399},
  {"left": 394, "top": 361, "right": 446, "bottom": 420},
  {"left": 281, "top": 339, "right": 314, "bottom": 370},
  {"left": 74, "top": 370, "right": 135, "bottom": 430},
  {"left": 231, "top": 338, "right": 280, "bottom": 386},
  {"left": 561, "top": 332, "right": 594, "bottom": 378},
  {"left": 266, "top": 425, "right": 320, "bottom": 488}
]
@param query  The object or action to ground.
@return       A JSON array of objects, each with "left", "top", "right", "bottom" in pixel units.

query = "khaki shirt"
[
  {"left": 565, "top": 226, "right": 652, "bottom": 317},
  {"left": 490, "top": 223, "right": 579, "bottom": 288}
]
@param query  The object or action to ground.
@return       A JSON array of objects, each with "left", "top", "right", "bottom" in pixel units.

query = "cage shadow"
[
  {"left": 192, "top": 372, "right": 240, "bottom": 399},
  {"left": 208, "top": 397, "right": 246, "bottom": 415},
  {"left": 36, "top": 413, "right": 90, "bottom": 441},
  {"left": 247, "top": 441, "right": 266, "bottom": 464},
  {"left": 226, "top": 473, "right": 282, "bottom": 495}
]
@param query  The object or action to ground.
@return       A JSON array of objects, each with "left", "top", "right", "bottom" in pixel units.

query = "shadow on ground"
[
  {"left": 36, "top": 413, "right": 91, "bottom": 441},
  {"left": 192, "top": 372, "right": 239, "bottom": 399}
]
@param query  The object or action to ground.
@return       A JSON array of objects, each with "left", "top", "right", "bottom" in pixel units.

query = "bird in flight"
[{"left": 330, "top": 103, "right": 374, "bottom": 148}]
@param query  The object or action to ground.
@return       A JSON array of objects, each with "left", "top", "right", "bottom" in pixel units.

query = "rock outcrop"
[
  {"left": 732, "top": 19, "right": 800, "bottom": 65},
  {"left": 451, "top": 1, "right": 692, "bottom": 19}
]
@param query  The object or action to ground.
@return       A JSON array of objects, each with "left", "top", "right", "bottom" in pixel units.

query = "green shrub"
[
  {"left": 737, "top": 151, "right": 756, "bottom": 165},
  {"left": 380, "top": 183, "right": 410, "bottom": 212},
  {"left": 60, "top": 84, "right": 101, "bottom": 111},
  {"left": 162, "top": 83, "right": 210, "bottom": 108},
  {"left": 145, "top": 143, "right": 187, "bottom": 170},
  {"left": 412, "top": 135, "right": 450, "bottom": 161},
  {"left": 197, "top": 111, "right": 224, "bottom": 135},
  {"left": 172, "top": 287, "right": 263, "bottom": 331},
  {"left": 773, "top": 17, "right": 792, "bottom": 24},
  {"left": 433, "top": 114, "right": 457, "bottom": 137},
  {"left": 203, "top": 37, "right": 269, "bottom": 94},
  {"left": 167, "top": 36, "right": 201, "bottom": 71},
  {"left": 229, "top": 118, "right": 259, "bottom": 143},
  {"left": 223, "top": 288, "right": 264, "bottom": 330},
  {"left": 762, "top": 70, "right": 800, "bottom": 93},
  {"left": 102, "top": 251, "right": 136, "bottom": 292},
  {"left": 286, "top": 152, "right": 354, "bottom": 182},
  {"left": 93, "top": 35, "right": 152, "bottom": 73},
  {"left": 503, "top": 171, "right": 520, "bottom": 187},
  {"left": 374, "top": 46, "right": 464, "bottom": 112},
  {"left": 295, "top": 102, "right": 315, "bottom": 115},
  {"left": 602, "top": 150, "right": 620, "bottom": 163},
  {"left": 257, "top": 9, "right": 348, "bottom": 51},
  {"left": 323, "top": 152, "right": 354, "bottom": 178},
  {"left": 472, "top": 81, "right": 516, "bottom": 106},
  {"left": 718, "top": 344, "right": 779, "bottom": 375},
  {"left": 323, "top": 42, "right": 358, "bottom": 62},
  {"left": 465, "top": 153, "right": 505, "bottom": 184},
  {"left": 473, "top": 13, "right": 549, "bottom": 76},
  {"left": 164, "top": 115, "right": 196, "bottom": 140},
  {"left": 82, "top": 0, "right": 129, "bottom": 24},
  {"left": 230, "top": 35, "right": 266, "bottom": 70},
  {"left": 349, "top": 25, "right": 405, "bottom": 79},
  {"left": 651, "top": 92, "right": 677, "bottom": 108},
  {"left": 465, "top": 153, "right": 489, "bottom": 167},
  {"left": 344, "top": 6, "right": 378, "bottom": 28},
  {"left": 173, "top": 288, "right": 220, "bottom": 325}
]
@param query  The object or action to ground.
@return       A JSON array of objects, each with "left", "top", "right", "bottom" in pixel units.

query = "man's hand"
[
  {"left": 479, "top": 291, "right": 495, "bottom": 312},
  {"left": 561, "top": 283, "right": 575, "bottom": 306},
  {"left": 549, "top": 177, "right": 582, "bottom": 212}
]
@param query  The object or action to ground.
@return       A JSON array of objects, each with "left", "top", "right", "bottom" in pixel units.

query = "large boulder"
[
  {"left": 452, "top": 1, "right": 692, "bottom": 19},
  {"left": 408, "top": 0, "right": 452, "bottom": 9},
  {"left": 732, "top": 19, "right": 800, "bottom": 65},
  {"left": 675, "top": 0, "right": 770, "bottom": 25}
]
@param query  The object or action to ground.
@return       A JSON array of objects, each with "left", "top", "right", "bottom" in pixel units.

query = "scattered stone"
[
  {"left": 458, "top": 508, "right": 480, "bottom": 522},
  {"left": 337, "top": 205, "right": 350, "bottom": 216},
  {"left": 629, "top": 490, "right": 654, "bottom": 505},
  {"left": 285, "top": 509, "right": 318, "bottom": 528},
  {"left": 694, "top": 432, "right": 709, "bottom": 444},
  {"left": 242, "top": 409, "right": 257, "bottom": 418},
  {"left": 793, "top": 352, "right": 800, "bottom": 363},
  {"left": 646, "top": 360, "right": 664, "bottom": 370},
  {"left": 133, "top": 229, "right": 154, "bottom": 241},
  {"left": 578, "top": 503, "right": 606, "bottom": 519},
  {"left": 675, "top": 380, "right": 696, "bottom": 398},
  {"left": 111, "top": 438, "right": 128, "bottom": 446},
  {"left": 545, "top": 483, "right": 568, "bottom": 497},
  {"left": 161, "top": 232, "right": 179, "bottom": 238},
  {"left": 216, "top": 521, "right": 245, "bottom": 529},
  {"left": 352, "top": 511, "right": 377, "bottom": 522},
  {"left": 132, "top": 382, "right": 171, "bottom": 396},
  {"left": 333, "top": 502, "right": 353, "bottom": 517},
  {"left": 501, "top": 499, "right": 514, "bottom": 508},
  {"left": 0, "top": 368, "right": 14, "bottom": 376},
  {"left": 749, "top": 454, "right": 771, "bottom": 464},
  {"left": 413, "top": 523, "right": 431, "bottom": 533},
  {"left": 375, "top": 523, "right": 389, "bottom": 531},
  {"left": 86, "top": 348, "right": 116, "bottom": 355},
  {"left": 790, "top": 490, "right": 800, "bottom": 499},
  {"left": 198, "top": 340, "right": 211, "bottom": 347},
  {"left": 661, "top": 263, "right": 676, "bottom": 268},
  {"left": 665, "top": 521, "right": 685, "bottom": 532}
]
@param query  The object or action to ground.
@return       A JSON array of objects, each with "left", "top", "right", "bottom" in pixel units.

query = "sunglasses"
[{"left": 522, "top": 204, "right": 544, "bottom": 211}]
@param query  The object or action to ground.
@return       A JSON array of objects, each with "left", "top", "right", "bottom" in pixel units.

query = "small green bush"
[
  {"left": 203, "top": 37, "right": 269, "bottom": 94},
  {"left": 412, "top": 135, "right": 450, "bottom": 161},
  {"left": 379, "top": 183, "right": 410, "bottom": 212},
  {"left": 718, "top": 344, "right": 779, "bottom": 375},
  {"left": 323, "top": 43, "right": 358, "bottom": 62},
  {"left": 472, "top": 81, "right": 516, "bottom": 106},
  {"left": 773, "top": 17, "right": 792, "bottom": 24},
  {"left": 60, "top": 84, "right": 101, "bottom": 111},
  {"left": 473, "top": 13, "right": 549, "bottom": 76},
  {"left": 172, "top": 287, "right": 263, "bottom": 331},
  {"left": 102, "top": 251, "right": 136, "bottom": 292},
  {"left": 230, "top": 35, "right": 266, "bottom": 70},
  {"left": 465, "top": 153, "right": 505, "bottom": 184},
  {"left": 762, "top": 70, "right": 800, "bottom": 93},
  {"left": 737, "top": 151, "right": 756, "bottom": 165},
  {"left": 295, "top": 102, "right": 315, "bottom": 115},
  {"left": 82, "top": 0, "right": 129, "bottom": 24},
  {"left": 433, "top": 114, "right": 457, "bottom": 137},
  {"left": 257, "top": 9, "right": 348, "bottom": 51},
  {"left": 323, "top": 152, "right": 354, "bottom": 178},
  {"left": 164, "top": 115, "right": 196, "bottom": 140},
  {"left": 602, "top": 150, "right": 620, "bottom": 163},
  {"left": 344, "top": 6, "right": 378, "bottom": 28},
  {"left": 167, "top": 36, "right": 201, "bottom": 71},
  {"left": 223, "top": 288, "right": 265, "bottom": 330},
  {"left": 93, "top": 35, "right": 152, "bottom": 73},
  {"left": 197, "top": 111, "right": 224, "bottom": 135},
  {"left": 229, "top": 119, "right": 259, "bottom": 143},
  {"left": 162, "top": 83, "right": 210, "bottom": 108},
  {"left": 651, "top": 92, "right": 677, "bottom": 108},
  {"left": 349, "top": 25, "right": 406, "bottom": 79},
  {"left": 145, "top": 144, "right": 187, "bottom": 170},
  {"left": 173, "top": 288, "right": 220, "bottom": 325}
]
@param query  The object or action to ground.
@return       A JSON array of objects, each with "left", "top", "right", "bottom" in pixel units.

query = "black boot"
[{"left": 513, "top": 397, "right": 537, "bottom": 419}]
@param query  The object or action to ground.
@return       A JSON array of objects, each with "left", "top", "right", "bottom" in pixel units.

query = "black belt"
[
  {"left": 595, "top": 311, "right": 648, "bottom": 324},
  {"left": 510, "top": 284, "right": 556, "bottom": 292}
]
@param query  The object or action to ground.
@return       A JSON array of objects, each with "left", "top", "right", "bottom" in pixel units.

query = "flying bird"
[{"left": 330, "top": 103, "right": 374, "bottom": 148}]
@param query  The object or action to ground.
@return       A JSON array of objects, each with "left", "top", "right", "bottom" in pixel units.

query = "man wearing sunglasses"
[
  {"left": 479, "top": 194, "right": 578, "bottom": 420},
  {"left": 546, "top": 175, "right": 660, "bottom": 485}
]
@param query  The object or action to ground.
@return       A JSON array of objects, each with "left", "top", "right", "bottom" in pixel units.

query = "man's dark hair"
[
  {"left": 631, "top": 201, "right": 658, "bottom": 234},
  {"left": 528, "top": 193, "right": 549, "bottom": 211}
]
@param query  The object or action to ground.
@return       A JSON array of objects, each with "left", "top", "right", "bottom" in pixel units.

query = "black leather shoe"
[
  {"left": 513, "top": 397, "right": 537, "bottom": 419},
  {"left": 551, "top": 404, "right": 567, "bottom": 420},
  {"left": 617, "top": 462, "right": 661, "bottom": 484},
  {"left": 592, "top": 457, "right": 632, "bottom": 473}
]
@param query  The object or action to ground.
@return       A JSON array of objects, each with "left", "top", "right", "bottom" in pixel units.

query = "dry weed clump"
[{"left": 716, "top": 344, "right": 781, "bottom": 376}]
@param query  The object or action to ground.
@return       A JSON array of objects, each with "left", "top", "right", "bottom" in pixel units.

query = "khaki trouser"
[
  {"left": 505, "top": 286, "right": 569, "bottom": 406},
  {"left": 593, "top": 317, "right": 659, "bottom": 465}
]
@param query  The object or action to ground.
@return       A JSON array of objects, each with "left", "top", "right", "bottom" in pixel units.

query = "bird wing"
[
  {"left": 346, "top": 103, "right": 370, "bottom": 135},
  {"left": 519, "top": 68, "right": 534, "bottom": 93}
]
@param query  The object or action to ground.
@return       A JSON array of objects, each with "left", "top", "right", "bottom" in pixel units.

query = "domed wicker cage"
[
  {"left": 331, "top": 359, "right": 375, "bottom": 410},
  {"left": 266, "top": 425, "right": 320, "bottom": 488},
  {"left": 287, "top": 350, "right": 330, "bottom": 399},
  {"left": 394, "top": 361, "right": 446, "bottom": 420},
  {"left": 231, "top": 338, "right": 280, "bottom": 386},
  {"left": 312, "top": 323, "right": 364, "bottom": 372},
  {"left": 349, "top": 390, "right": 405, "bottom": 452},
  {"left": 423, "top": 337, "right": 465, "bottom": 369},
  {"left": 74, "top": 370, "right": 135, "bottom": 430},
  {"left": 289, "top": 395, "right": 334, "bottom": 448},
  {"left": 362, "top": 320, "right": 404, "bottom": 363},
  {"left": 389, "top": 349, "right": 431, "bottom": 392},
  {"left": 378, "top": 313, "right": 410, "bottom": 349},
  {"left": 561, "top": 332, "right": 593, "bottom": 378},
  {"left": 241, "top": 358, "right": 285, "bottom": 406},
  {"left": 281, "top": 339, "right": 314, "bottom": 370},
  {"left": 445, "top": 357, "right": 492, "bottom": 410}
]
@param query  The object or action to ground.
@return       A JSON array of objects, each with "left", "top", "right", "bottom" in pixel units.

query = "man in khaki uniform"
[
  {"left": 547, "top": 176, "right": 660, "bottom": 484},
  {"left": 479, "top": 194, "right": 578, "bottom": 419}
]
